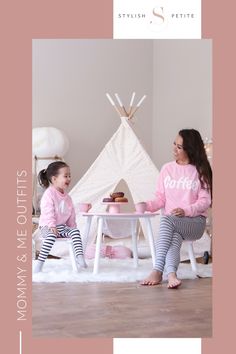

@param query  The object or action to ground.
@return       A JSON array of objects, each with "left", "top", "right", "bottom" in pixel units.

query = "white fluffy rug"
[{"left": 32, "top": 258, "right": 212, "bottom": 283}]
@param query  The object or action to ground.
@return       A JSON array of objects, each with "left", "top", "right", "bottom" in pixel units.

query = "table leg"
[
  {"left": 144, "top": 218, "right": 156, "bottom": 267},
  {"left": 131, "top": 219, "right": 138, "bottom": 268},
  {"left": 93, "top": 217, "right": 103, "bottom": 275}
]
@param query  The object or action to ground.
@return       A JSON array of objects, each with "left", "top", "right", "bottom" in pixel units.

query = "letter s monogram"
[{"left": 151, "top": 7, "right": 165, "bottom": 24}]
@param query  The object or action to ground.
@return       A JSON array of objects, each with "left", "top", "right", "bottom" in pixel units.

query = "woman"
[{"left": 141, "top": 129, "right": 212, "bottom": 288}]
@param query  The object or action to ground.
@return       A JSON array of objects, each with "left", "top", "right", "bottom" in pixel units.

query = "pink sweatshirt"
[
  {"left": 39, "top": 186, "right": 76, "bottom": 228},
  {"left": 146, "top": 161, "right": 211, "bottom": 217}
]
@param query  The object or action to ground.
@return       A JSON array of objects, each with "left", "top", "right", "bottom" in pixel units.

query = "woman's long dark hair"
[
  {"left": 38, "top": 161, "right": 68, "bottom": 188},
  {"left": 179, "top": 129, "right": 212, "bottom": 200}
]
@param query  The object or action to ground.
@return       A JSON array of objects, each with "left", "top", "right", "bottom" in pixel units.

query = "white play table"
[{"left": 81, "top": 212, "right": 159, "bottom": 274}]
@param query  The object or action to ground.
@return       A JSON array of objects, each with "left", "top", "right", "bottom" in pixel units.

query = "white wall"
[
  {"left": 32, "top": 39, "right": 212, "bottom": 188},
  {"left": 152, "top": 40, "right": 212, "bottom": 168},
  {"left": 32, "top": 39, "right": 153, "bottom": 188}
]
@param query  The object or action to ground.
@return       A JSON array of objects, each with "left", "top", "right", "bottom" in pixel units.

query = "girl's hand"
[
  {"left": 49, "top": 227, "right": 58, "bottom": 235},
  {"left": 171, "top": 208, "right": 185, "bottom": 217}
]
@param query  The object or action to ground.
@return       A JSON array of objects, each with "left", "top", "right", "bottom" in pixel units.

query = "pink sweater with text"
[
  {"left": 146, "top": 161, "right": 211, "bottom": 217},
  {"left": 39, "top": 186, "right": 76, "bottom": 228}
]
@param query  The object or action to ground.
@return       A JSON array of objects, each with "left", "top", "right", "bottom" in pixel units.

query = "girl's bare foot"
[
  {"left": 140, "top": 270, "right": 163, "bottom": 286},
  {"left": 167, "top": 272, "right": 182, "bottom": 289}
]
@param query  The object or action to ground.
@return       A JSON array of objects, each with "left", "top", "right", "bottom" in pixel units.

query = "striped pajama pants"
[
  {"left": 38, "top": 224, "right": 84, "bottom": 262},
  {"left": 154, "top": 215, "right": 206, "bottom": 274}
]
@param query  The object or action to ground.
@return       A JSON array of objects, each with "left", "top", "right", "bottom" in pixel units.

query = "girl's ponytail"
[{"left": 38, "top": 169, "right": 50, "bottom": 188}]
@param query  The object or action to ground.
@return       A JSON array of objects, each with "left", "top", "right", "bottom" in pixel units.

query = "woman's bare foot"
[
  {"left": 167, "top": 272, "right": 182, "bottom": 289},
  {"left": 140, "top": 270, "right": 163, "bottom": 286}
]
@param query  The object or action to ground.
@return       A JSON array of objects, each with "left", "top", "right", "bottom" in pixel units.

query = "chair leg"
[
  {"left": 187, "top": 242, "right": 198, "bottom": 275},
  {"left": 68, "top": 240, "right": 79, "bottom": 272}
]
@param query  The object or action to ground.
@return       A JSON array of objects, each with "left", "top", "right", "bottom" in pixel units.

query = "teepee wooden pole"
[
  {"left": 114, "top": 105, "right": 123, "bottom": 117},
  {"left": 128, "top": 94, "right": 146, "bottom": 119},
  {"left": 115, "top": 93, "right": 128, "bottom": 117},
  {"left": 128, "top": 92, "right": 136, "bottom": 116},
  {"left": 106, "top": 92, "right": 146, "bottom": 119},
  {"left": 136, "top": 94, "right": 147, "bottom": 107},
  {"left": 106, "top": 93, "right": 122, "bottom": 117},
  {"left": 128, "top": 106, "right": 139, "bottom": 119}
]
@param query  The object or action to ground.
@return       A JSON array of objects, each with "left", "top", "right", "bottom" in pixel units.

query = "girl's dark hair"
[
  {"left": 179, "top": 129, "right": 212, "bottom": 199},
  {"left": 38, "top": 161, "right": 69, "bottom": 188}
]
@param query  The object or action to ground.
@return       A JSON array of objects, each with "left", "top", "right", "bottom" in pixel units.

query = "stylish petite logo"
[{"left": 113, "top": 0, "right": 201, "bottom": 39}]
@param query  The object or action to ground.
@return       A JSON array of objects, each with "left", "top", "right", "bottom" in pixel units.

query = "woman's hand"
[
  {"left": 49, "top": 227, "right": 58, "bottom": 235},
  {"left": 171, "top": 208, "right": 185, "bottom": 217}
]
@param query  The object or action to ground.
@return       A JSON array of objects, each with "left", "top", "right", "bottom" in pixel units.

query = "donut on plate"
[
  {"left": 114, "top": 197, "right": 128, "bottom": 202},
  {"left": 102, "top": 197, "right": 114, "bottom": 202},
  {"left": 110, "top": 192, "right": 124, "bottom": 199}
]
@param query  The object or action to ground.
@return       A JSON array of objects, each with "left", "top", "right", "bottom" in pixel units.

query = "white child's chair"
[
  {"left": 32, "top": 226, "right": 79, "bottom": 272},
  {"left": 184, "top": 241, "right": 198, "bottom": 275},
  {"left": 55, "top": 238, "right": 79, "bottom": 272}
]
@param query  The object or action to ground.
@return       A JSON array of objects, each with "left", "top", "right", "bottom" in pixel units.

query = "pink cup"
[
  {"left": 135, "top": 202, "right": 146, "bottom": 213},
  {"left": 78, "top": 203, "right": 90, "bottom": 212}
]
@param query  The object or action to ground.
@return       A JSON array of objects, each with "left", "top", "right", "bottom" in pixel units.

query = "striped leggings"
[
  {"left": 38, "top": 224, "right": 84, "bottom": 262},
  {"left": 154, "top": 215, "right": 206, "bottom": 274}
]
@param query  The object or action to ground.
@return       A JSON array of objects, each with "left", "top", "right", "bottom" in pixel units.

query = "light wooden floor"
[{"left": 32, "top": 278, "right": 212, "bottom": 338}]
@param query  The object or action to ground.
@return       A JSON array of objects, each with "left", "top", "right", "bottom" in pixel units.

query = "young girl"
[
  {"left": 34, "top": 161, "right": 87, "bottom": 273},
  {"left": 141, "top": 129, "right": 212, "bottom": 289}
]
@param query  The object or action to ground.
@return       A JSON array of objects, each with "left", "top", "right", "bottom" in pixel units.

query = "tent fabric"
[{"left": 69, "top": 117, "right": 160, "bottom": 248}]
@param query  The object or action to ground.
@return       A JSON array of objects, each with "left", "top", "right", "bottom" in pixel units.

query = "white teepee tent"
[{"left": 69, "top": 116, "right": 160, "bottom": 247}]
